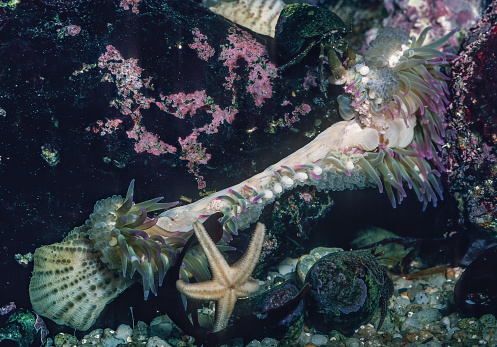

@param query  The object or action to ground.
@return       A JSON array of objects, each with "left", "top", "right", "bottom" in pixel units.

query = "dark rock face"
[
  {"left": 0, "top": 0, "right": 338, "bottom": 315},
  {"left": 455, "top": 245, "right": 497, "bottom": 317},
  {"left": 446, "top": 0, "right": 497, "bottom": 236},
  {"left": 305, "top": 249, "right": 393, "bottom": 335}
]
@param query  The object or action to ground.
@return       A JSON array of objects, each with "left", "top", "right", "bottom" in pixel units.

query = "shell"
[
  {"left": 275, "top": 4, "right": 347, "bottom": 60},
  {"left": 207, "top": 0, "right": 285, "bottom": 37},
  {"left": 29, "top": 231, "right": 133, "bottom": 331}
]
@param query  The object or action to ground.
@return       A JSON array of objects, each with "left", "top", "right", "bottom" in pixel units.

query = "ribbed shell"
[{"left": 29, "top": 231, "right": 133, "bottom": 331}]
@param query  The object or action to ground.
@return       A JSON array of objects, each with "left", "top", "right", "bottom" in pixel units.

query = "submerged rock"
[
  {"left": 455, "top": 245, "right": 497, "bottom": 317},
  {"left": 0, "top": 310, "right": 37, "bottom": 347},
  {"left": 305, "top": 249, "right": 393, "bottom": 335}
]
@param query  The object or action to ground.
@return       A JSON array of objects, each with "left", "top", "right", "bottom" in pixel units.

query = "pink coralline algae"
[
  {"left": 163, "top": 90, "right": 238, "bottom": 188},
  {"left": 58, "top": 24, "right": 81, "bottom": 37},
  {"left": 189, "top": 28, "right": 215, "bottom": 61},
  {"left": 220, "top": 27, "right": 278, "bottom": 107},
  {"left": 445, "top": 0, "right": 497, "bottom": 232},
  {"left": 120, "top": 0, "right": 140, "bottom": 14},
  {"left": 179, "top": 132, "right": 211, "bottom": 189},
  {"left": 382, "top": 0, "right": 481, "bottom": 47},
  {"left": 86, "top": 118, "right": 123, "bottom": 136},
  {"left": 284, "top": 103, "right": 311, "bottom": 127},
  {"left": 0, "top": 301, "right": 15, "bottom": 315},
  {"left": 164, "top": 91, "right": 238, "bottom": 133},
  {"left": 98, "top": 45, "right": 175, "bottom": 156},
  {"left": 98, "top": 44, "right": 243, "bottom": 188}
]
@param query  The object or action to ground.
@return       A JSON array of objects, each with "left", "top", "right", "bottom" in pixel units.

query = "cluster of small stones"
[{"left": 47, "top": 253, "right": 496, "bottom": 347}]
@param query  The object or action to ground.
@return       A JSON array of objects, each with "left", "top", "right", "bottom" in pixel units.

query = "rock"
[
  {"left": 115, "top": 324, "right": 133, "bottom": 342},
  {"left": 149, "top": 316, "right": 173, "bottom": 340},
  {"left": 146, "top": 336, "right": 171, "bottom": 347},
  {"left": 446, "top": 0, "right": 497, "bottom": 235},
  {"left": 296, "top": 247, "right": 343, "bottom": 283},
  {"left": 455, "top": 245, "right": 497, "bottom": 317},
  {"left": 132, "top": 321, "right": 149, "bottom": 341},
  {"left": 305, "top": 249, "right": 393, "bottom": 335},
  {"left": 310, "top": 333, "right": 328, "bottom": 346},
  {"left": 402, "top": 308, "right": 442, "bottom": 331},
  {"left": 233, "top": 281, "right": 305, "bottom": 340},
  {"left": 278, "top": 257, "right": 298, "bottom": 276},
  {"left": 457, "top": 317, "right": 481, "bottom": 333},
  {"left": 54, "top": 333, "right": 78, "bottom": 347},
  {"left": 0, "top": 310, "right": 38, "bottom": 347},
  {"left": 480, "top": 314, "right": 497, "bottom": 335},
  {"left": 260, "top": 337, "right": 279, "bottom": 347},
  {"left": 414, "top": 291, "right": 431, "bottom": 306}
]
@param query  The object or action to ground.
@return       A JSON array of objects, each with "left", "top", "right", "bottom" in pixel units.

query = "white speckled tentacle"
[{"left": 157, "top": 123, "right": 375, "bottom": 233}]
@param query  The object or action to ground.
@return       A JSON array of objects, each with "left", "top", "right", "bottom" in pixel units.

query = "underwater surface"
[{"left": 0, "top": 0, "right": 496, "bottom": 346}]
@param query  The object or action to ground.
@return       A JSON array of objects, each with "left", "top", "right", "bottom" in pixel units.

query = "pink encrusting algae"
[
  {"left": 179, "top": 132, "right": 212, "bottom": 189},
  {"left": 284, "top": 103, "right": 312, "bottom": 127},
  {"left": 120, "top": 0, "right": 140, "bottom": 14},
  {"left": 97, "top": 25, "right": 279, "bottom": 188},
  {"left": 97, "top": 42, "right": 241, "bottom": 188},
  {"left": 220, "top": 27, "right": 278, "bottom": 107},
  {"left": 189, "top": 28, "right": 215, "bottom": 61}
]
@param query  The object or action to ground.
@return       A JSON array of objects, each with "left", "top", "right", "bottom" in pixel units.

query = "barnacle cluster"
[{"left": 29, "top": 181, "right": 216, "bottom": 330}]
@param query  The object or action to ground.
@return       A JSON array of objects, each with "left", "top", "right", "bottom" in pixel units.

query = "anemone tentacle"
[{"left": 157, "top": 26, "right": 454, "bottom": 237}]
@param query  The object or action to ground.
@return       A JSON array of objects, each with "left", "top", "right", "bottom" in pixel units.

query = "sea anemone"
[
  {"left": 85, "top": 179, "right": 184, "bottom": 299},
  {"left": 157, "top": 26, "right": 456, "bottom": 238},
  {"left": 333, "top": 26, "right": 455, "bottom": 208},
  {"left": 29, "top": 180, "right": 219, "bottom": 330}
]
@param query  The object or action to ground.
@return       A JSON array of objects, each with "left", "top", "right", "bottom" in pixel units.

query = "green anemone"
[{"left": 85, "top": 180, "right": 216, "bottom": 299}]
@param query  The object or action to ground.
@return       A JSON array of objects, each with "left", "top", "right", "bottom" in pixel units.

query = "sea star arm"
[
  {"left": 232, "top": 223, "right": 265, "bottom": 283},
  {"left": 176, "top": 221, "right": 265, "bottom": 332},
  {"left": 176, "top": 280, "right": 226, "bottom": 301},
  {"left": 192, "top": 221, "right": 232, "bottom": 282}
]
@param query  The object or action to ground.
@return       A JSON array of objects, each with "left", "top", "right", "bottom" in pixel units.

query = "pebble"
[
  {"left": 115, "top": 324, "right": 133, "bottom": 341},
  {"left": 414, "top": 291, "right": 431, "bottom": 305},
  {"left": 61, "top": 258, "right": 491, "bottom": 347},
  {"left": 132, "top": 320, "right": 149, "bottom": 341},
  {"left": 54, "top": 333, "right": 78, "bottom": 347},
  {"left": 260, "top": 337, "right": 278, "bottom": 347},
  {"left": 310, "top": 333, "right": 328, "bottom": 345},
  {"left": 150, "top": 315, "right": 173, "bottom": 339},
  {"left": 146, "top": 336, "right": 171, "bottom": 347}
]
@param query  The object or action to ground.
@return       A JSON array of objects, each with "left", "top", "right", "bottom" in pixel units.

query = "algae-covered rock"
[{"left": 305, "top": 249, "right": 393, "bottom": 335}]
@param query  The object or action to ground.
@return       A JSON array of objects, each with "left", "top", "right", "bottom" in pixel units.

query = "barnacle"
[{"left": 29, "top": 180, "right": 216, "bottom": 330}]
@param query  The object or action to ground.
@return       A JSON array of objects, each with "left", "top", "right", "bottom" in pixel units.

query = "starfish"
[{"left": 176, "top": 221, "right": 265, "bottom": 332}]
